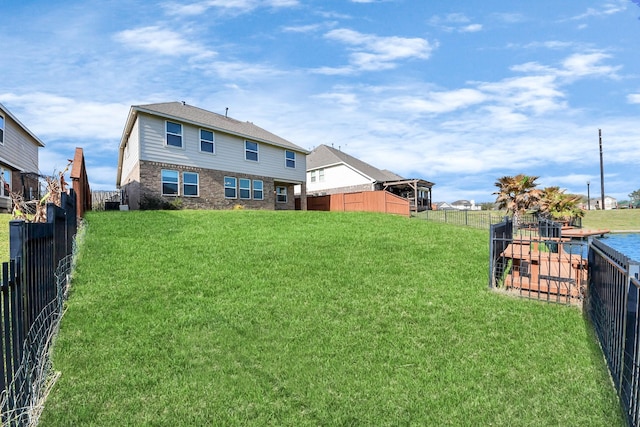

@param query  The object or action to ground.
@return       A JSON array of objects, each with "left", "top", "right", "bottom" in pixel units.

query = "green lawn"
[
  {"left": 0, "top": 213, "right": 11, "bottom": 263},
  {"left": 39, "top": 211, "right": 623, "bottom": 426},
  {"left": 582, "top": 209, "right": 640, "bottom": 231}
]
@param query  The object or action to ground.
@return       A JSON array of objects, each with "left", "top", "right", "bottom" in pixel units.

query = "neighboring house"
[
  {"left": 451, "top": 199, "right": 481, "bottom": 211},
  {"left": 586, "top": 196, "right": 617, "bottom": 210},
  {"left": 435, "top": 202, "right": 455, "bottom": 210},
  {"left": 306, "top": 144, "right": 434, "bottom": 212},
  {"left": 116, "top": 102, "right": 308, "bottom": 210},
  {"left": 0, "top": 103, "right": 44, "bottom": 212}
]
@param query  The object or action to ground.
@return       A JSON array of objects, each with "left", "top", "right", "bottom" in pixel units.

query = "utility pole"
[
  {"left": 587, "top": 181, "right": 590, "bottom": 210},
  {"left": 599, "top": 129, "right": 605, "bottom": 210}
]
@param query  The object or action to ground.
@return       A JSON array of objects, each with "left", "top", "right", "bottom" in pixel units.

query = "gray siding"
[
  {"left": 120, "top": 118, "right": 140, "bottom": 182},
  {"left": 1, "top": 113, "right": 40, "bottom": 173},
  {"left": 137, "top": 114, "right": 306, "bottom": 183}
]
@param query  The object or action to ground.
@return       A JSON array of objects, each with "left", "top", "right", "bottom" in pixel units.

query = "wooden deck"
[
  {"left": 561, "top": 226, "right": 610, "bottom": 239},
  {"left": 499, "top": 237, "right": 586, "bottom": 300}
]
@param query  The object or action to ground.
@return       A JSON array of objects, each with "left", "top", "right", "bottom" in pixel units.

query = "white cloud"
[
  {"left": 569, "top": 1, "right": 628, "bottom": 20},
  {"left": 0, "top": 92, "right": 129, "bottom": 140},
  {"left": 461, "top": 24, "right": 483, "bottom": 33},
  {"left": 199, "top": 60, "right": 286, "bottom": 80},
  {"left": 628, "top": 94, "right": 640, "bottom": 104},
  {"left": 282, "top": 23, "right": 324, "bottom": 33},
  {"left": 113, "top": 26, "right": 215, "bottom": 59},
  {"left": 516, "top": 41, "right": 577, "bottom": 50},
  {"left": 511, "top": 52, "right": 619, "bottom": 81},
  {"left": 323, "top": 28, "right": 434, "bottom": 72},
  {"left": 559, "top": 52, "right": 620, "bottom": 79},
  {"left": 162, "top": 0, "right": 299, "bottom": 16},
  {"left": 386, "top": 88, "right": 486, "bottom": 114},
  {"left": 429, "top": 13, "right": 483, "bottom": 33}
]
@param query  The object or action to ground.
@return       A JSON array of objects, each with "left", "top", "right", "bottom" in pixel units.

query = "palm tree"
[
  {"left": 538, "top": 186, "right": 585, "bottom": 224},
  {"left": 493, "top": 174, "right": 542, "bottom": 229}
]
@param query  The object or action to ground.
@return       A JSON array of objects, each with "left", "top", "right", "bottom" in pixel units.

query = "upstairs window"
[
  {"left": 200, "top": 129, "right": 215, "bottom": 153},
  {"left": 183, "top": 172, "right": 199, "bottom": 197},
  {"left": 319, "top": 168, "right": 325, "bottom": 182},
  {"left": 0, "top": 114, "right": 4, "bottom": 145},
  {"left": 310, "top": 170, "right": 316, "bottom": 183},
  {"left": 285, "top": 150, "right": 296, "bottom": 168},
  {"left": 166, "top": 121, "right": 183, "bottom": 148},
  {"left": 224, "top": 176, "right": 237, "bottom": 198},
  {"left": 161, "top": 169, "right": 179, "bottom": 195},
  {"left": 245, "top": 141, "right": 258, "bottom": 161}
]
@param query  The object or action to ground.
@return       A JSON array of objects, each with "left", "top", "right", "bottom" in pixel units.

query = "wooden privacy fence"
[
  {"left": 307, "top": 191, "right": 410, "bottom": 217},
  {"left": 1, "top": 190, "right": 77, "bottom": 426}
]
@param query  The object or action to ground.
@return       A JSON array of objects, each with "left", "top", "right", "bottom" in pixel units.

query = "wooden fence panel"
[{"left": 307, "top": 191, "right": 409, "bottom": 217}]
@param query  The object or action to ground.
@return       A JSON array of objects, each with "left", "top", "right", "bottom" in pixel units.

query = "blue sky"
[{"left": 1, "top": 0, "right": 639, "bottom": 203}]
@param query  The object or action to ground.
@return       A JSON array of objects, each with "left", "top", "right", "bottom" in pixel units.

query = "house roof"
[
  {"left": 125, "top": 102, "right": 307, "bottom": 153},
  {"left": 307, "top": 144, "right": 403, "bottom": 183},
  {"left": 0, "top": 102, "right": 45, "bottom": 147}
]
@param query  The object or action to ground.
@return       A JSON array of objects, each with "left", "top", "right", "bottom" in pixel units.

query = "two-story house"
[
  {"left": 116, "top": 102, "right": 308, "bottom": 210},
  {"left": 0, "top": 102, "right": 44, "bottom": 212},
  {"left": 306, "top": 144, "right": 434, "bottom": 212}
]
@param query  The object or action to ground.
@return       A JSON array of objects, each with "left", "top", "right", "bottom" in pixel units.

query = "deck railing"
[{"left": 489, "top": 217, "right": 587, "bottom": 304}]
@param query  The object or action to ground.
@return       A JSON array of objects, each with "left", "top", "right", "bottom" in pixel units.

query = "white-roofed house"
[{"left": 306, "top": 144, "right": 434, "bottom": 212}]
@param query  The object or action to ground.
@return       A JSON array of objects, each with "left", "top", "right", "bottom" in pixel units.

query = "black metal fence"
[
  {"left": 416, "top": 209, "right": 509, "bottom": 229},
  {"left": 489, "top": 217, "right": 587, "bottom": 304},
  {"left": 417, "top": 209, "right": 582, "bottom": 231},
  {"left": 0, "top": 190, "right": 78, "bottom": 426},
  {"left": 587, "top": 238, "right": 640, "bottom": 427}
]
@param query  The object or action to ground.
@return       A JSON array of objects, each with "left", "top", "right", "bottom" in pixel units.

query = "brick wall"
[{"left": 137, "top": 160, "right": 298, "bottom": 210}]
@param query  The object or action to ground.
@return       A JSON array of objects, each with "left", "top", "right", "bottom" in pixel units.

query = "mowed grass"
[
  {"left": 0, "top": 213, "right": 11, "bottom": 263},
  {"left": 40, "top": 210, "right": 623, "bottom": 426},
  {"left": 582, "top": 208, "right": 640, "bottom": 231}
]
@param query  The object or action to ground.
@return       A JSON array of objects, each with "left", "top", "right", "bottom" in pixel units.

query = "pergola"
[{"left": 382, "top": 179, "right": 435, "bottom": 212}]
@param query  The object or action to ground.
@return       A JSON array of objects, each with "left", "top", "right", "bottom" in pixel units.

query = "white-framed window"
[
  {"left": 319, "top": 168, "right": 325, "bottom": 182},
  {"left": 310, "top": 170, "right": 316, "bottom": 183},
  {"left": 166, "top": 121, "right": 183, "bottom": 148},
  {"left": 239, "top": 178, "right": 251, "bottom": 199},
  {"left": 183, "top": 172, "right": 199, "bottom": 197},
  {"left": 200, "top": 129, "right": 215, "bottom": 154},
  {"left": 161, "top": 169, "right": 179, "bottom": 195},
  {"left": 285, "top": 150, "right": 296, "bottom": 168},
  {"left": 0, "top": 114, "right": 5, "bottom": 145},
  {"left": 1, "top": 167, "right": 11, "bottom": 197},
  {"left": 253, "top": 180, "right": 263, "bottom": 200},
  {"left": 224, "top": 176, "right": 237, "bottom": 198},
  {"left": 276, "top": 186, "right": 287, "bottom": 203},
  {"left": 245, "top": 141, "right": 258, "bottom": 161}
]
